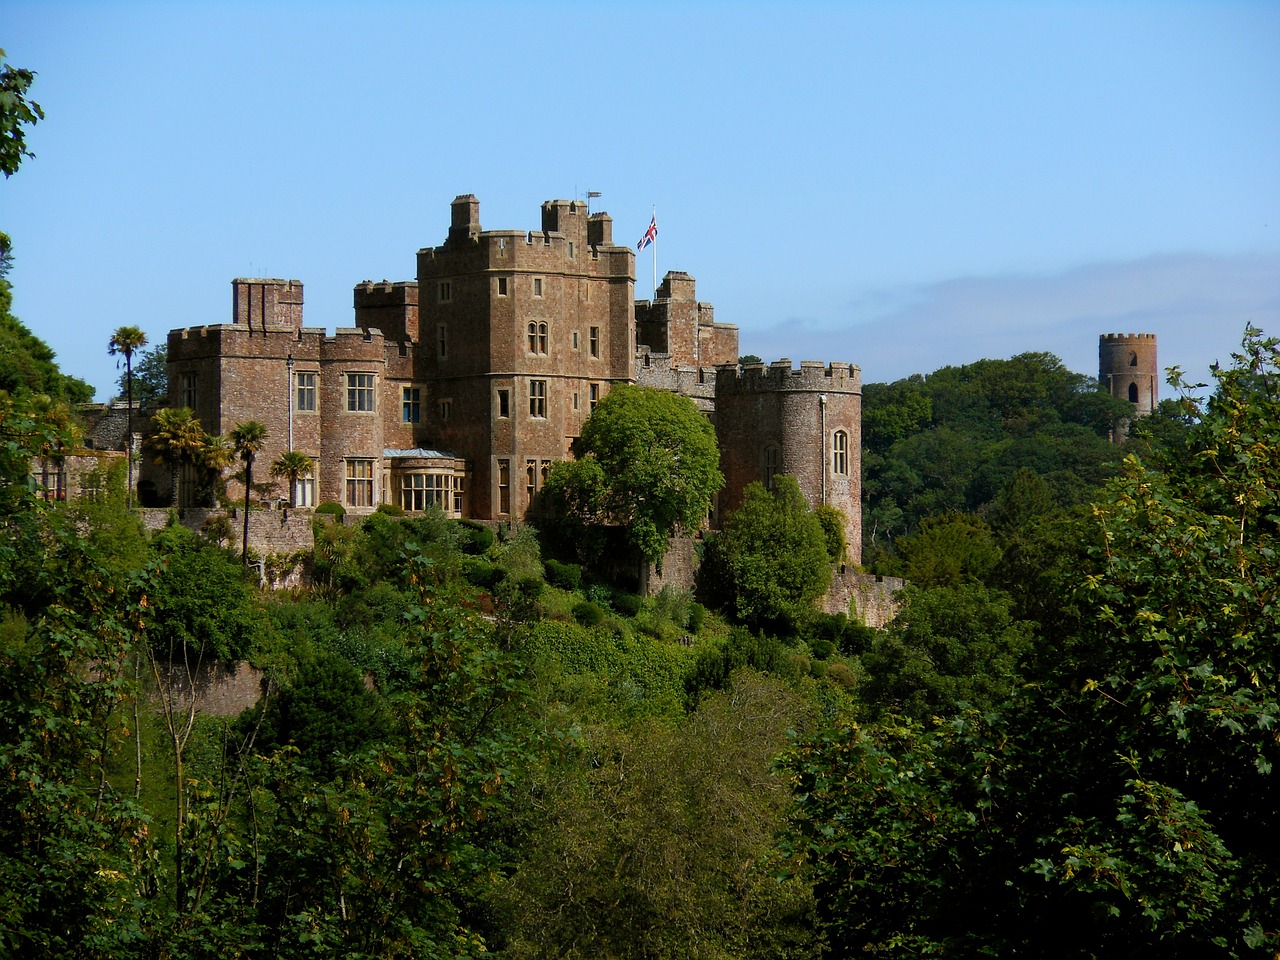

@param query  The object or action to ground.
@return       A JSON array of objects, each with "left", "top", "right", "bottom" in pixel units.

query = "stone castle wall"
[
  {"left": 151, "top": 660, "right": 267, "bottom": 718},
  {"left": 716, "top": 360, "right": 863, "bottom": 565}
]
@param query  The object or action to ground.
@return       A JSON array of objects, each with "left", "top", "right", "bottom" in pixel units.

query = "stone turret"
[
  {"left": 716, "top": 360, "right": 862, "bottom": 565},
  {"left": 1099, "top": 332, "right": 1158, "bottom": 441}
]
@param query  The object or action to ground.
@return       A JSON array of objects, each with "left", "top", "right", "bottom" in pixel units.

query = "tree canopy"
[
  {"left": 544, "top": 383, "right": 722, "bottom": 566},
  {"left": 705, "top": 476, "right": 834, "bottom": 633},
  {"left": 781, "top": 327, "right": 1280, "bottom": 958}
]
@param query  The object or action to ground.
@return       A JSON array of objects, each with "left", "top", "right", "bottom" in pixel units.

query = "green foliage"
[
  {"left": 0, "top": 392, "right": 148, "bottom": 957},
  {"left": 706, "top": 476, "right": 832, "bottom": 633},
  {"left": 685, "top": 627, "right": 794, "bottom": 704},
  {"left": 893, "top": 512, "right": 1002, "bottom": 587},
  {"left": 783, "top": 328, "right": 1280, "bottom": 957},
  {"left": 314, "top": 500, "right": 345, "bottom": 519},
  {"left": 544, "top": 383, "right": 723, "bottom": 566},
  {"left": 519, "top": 619, "right": 695, "bottom": 721},
  {"left": 1, "top": 50, "right": 44, "bottom": 178},
  {"left": 246, "top": 649, "right": 387, "bottom": 781},
  {"left": 114, "top": 342, "right": 167, "bottom": 406},
  {"left": 861, "top": 583, "right": 1033, "bottom": 719},
  {"left": 0, "top": 302, "right": 95, "bottom": 401},
  {"left": 268, "top": 450, "right": 312, "bottom": 508},
  {"left": 457, "top": 518, "right": 495, "bottom": 554},
  {"left": 544, "top": 557, "right": 582, "bottom": 590},
  {"left": 68, "top": 460, "right": 149, "bottom": 574},
  {"left": 812, "top": 503, "right": 849, "bottom": 566},
  {"left": 861, "top": 352, "right": 1127, "bottom": 553},
  {"left": 497, "top": 672, "right": 821, "bottom": 960},
  {"left": 572, "top": 600, "right": 605, "bottom": 627},
  {"left": 145, "top": 526, "right": 266, "bottom": 662}
]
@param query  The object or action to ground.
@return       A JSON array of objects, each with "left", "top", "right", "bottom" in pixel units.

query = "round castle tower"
[
  {"left": 1099, "top": 334, "right": 1158, "bottom": 440},
  {"left": 715, "top": 360, "right": 862, "bottom": 566}
]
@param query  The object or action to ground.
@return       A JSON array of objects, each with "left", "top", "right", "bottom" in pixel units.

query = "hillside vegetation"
[{"left": 2, "top": 329, "right": 1277, "bottom": 958}]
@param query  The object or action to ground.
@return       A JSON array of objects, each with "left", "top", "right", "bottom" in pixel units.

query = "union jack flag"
[{"left": 637, "top": 213, "right": 657, "bottom": 252}]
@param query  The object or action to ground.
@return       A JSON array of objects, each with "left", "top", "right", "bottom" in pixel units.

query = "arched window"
[
  {"left": 832, "top": 430, "right": 849, "bottom": 476},
  {"left": 528, "top": 321, "right": 548, "bottom": 354},
  {"left": 762, "top": 444, "right": 780, "bottom": 488},
  {"left": 1128, "top": 382, "right": 1139, "bottom": 403}
]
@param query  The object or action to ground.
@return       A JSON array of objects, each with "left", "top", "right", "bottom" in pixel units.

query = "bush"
[
  {"left": 458, "top": 520, "right": 496, "bottom": 555},
  {"left": 315, "top": 501, "right": 346, "bottom": 521},
  {"left": 545, "top": 558, "right": 583, "bottom": 591},
  {"left": 572, "top": 601, "right": 606, "bottom": 627},
  {"left": 688, "top": 603, "right": 707, "bottom": 634},
  {"left": 461, "top": 556, "right": 503, "bottom": 590},
  {"left": 614, "top": 593, "right": 643, "bottom": 617},
  {"left": 375, "top": 502, "right": 405, "bottom": 517},
  {"left": 810, "top": 638, "right": 836, "bottom": 660}
]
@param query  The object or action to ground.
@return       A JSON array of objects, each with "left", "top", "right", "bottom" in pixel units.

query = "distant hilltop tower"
[{"left": 1099, "top": 333, "right": 1158, "bottom": 441}]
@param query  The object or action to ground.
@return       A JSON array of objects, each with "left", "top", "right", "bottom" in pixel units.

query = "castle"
[{"left": 163, "top": 196, "right": 864, "bottom": 565}]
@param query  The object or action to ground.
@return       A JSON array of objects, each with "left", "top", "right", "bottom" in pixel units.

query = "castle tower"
[
  {"left": 1099, "top": 333, "right": 1158, "bottom": 440},
  {"left": 417, "top": 195, "right": 636, "bottom": 520},
  {"left": 715, "top": 360, "right": 862, "bottom": 566}
]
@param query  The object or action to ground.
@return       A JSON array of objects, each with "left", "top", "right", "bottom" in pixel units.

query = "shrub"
[
  {"left": 545, "top": 558, "right": 583, "bottom": 591},
  {"left": 458, "top": 520, "right": 496, "bottom": 555},
  {"left": 810, "top": 638, "right": 836, "bottom": 660},
  {"left": 375, "top": 502, "right": 405, "bottom": 517},
  {"left": 688, "top": 603, "right": 706, "bottom": 634},
  {"left": 461, "top": 556, "right": 502, "bottom": 590},
  {"left": 315, "top": 501, "right": 346, "bottom": 521},
  {"left": 572, "top": 601, "right": 606, "bottom": 627},
  {"left": 614, "top": 592, "right": 643, "bottom": 617}
]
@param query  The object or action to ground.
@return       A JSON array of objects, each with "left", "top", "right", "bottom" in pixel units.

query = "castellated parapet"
[
  {"left": 1099, "top": 332, "right": 1158, "bottom": 440},
  {"left": 166, "top": 281, "right": 444, "bottom": 514},
  {"left": 232, "top": 278, "right": 303, "bottom": 333},
  {"left": 636, "top": 271, "right": 738, "bottom": 371},
  {"left": 354, "top": 281, "right": 419, "bottom": 342},
  {"left": 716, "top": 360, "right": 863, "bottom": 566},
  {"left": 161, "top": 197, "right": 865, "bottom": 582},
  {"left": 415, "top": 196, "right": 636, "bottom": 519}
]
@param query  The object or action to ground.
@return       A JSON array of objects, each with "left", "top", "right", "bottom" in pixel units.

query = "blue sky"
[{"left": 5, "top": 0, "right": 1278, "bottom": 400}]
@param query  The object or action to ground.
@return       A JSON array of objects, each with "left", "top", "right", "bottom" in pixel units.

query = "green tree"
[
  {"left": 108, "top": 326, "right": 148, "bottom": 506},
  {"left": 706, "top": 476, "right": 832, "bottom": 633},
  {"left": 230, "top": 420, "right": 268, "bottom": 565},
  {"left": 114, "top": 342, "right": 168, "bottom": 406},
  {"left": 860, "top": 582, "right": 1032, "bottom": 719},
  {"left": 148, "top": 407, "right": 209, "bottom": 506},
  {"left": 0, "top": 392, "right": 149, "bottom": 957},
  {"left": 781, "top": 327, "right": 1280, "bottom": 957},
  {"left": 496, "top": 671, "right": 820, "bottom": 960},
  {"left": 269, "top": 449, "right": 312, "bottom": 509},
  {"left": 0, "top": 50, "right": 44, "bottom": 178},
  {"left": 544, "top": 383, "right": 722, "bottom": 567},
  {"left": 893, "top": 512, "right": 1002, "bottom": 587}
]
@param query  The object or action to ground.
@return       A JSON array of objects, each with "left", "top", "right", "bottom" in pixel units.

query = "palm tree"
[
  {"left": 198, "top": 433, "right": 234, "bottom": 507},
  {"left": 270, "top": 450, "right": 313, "bottom": 508},
  {"left": 230, "top": 421, "right": 267, "bottom": 566},
  {"left": 147, "top": 408, "right": 207, "bottom": 507},
  {"left": 108, "top": 326, "right": 148, "bottom": 506}
]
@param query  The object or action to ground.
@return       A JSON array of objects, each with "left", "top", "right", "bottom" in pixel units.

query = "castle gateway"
[{"left": 166, "top": 196, "right": 862, "bottom": 564}]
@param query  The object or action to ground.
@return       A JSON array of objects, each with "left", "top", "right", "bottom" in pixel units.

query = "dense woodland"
[
  {"left": 3, "top": 316, "right": 1279, "bottom": 958},
  {"left": 5, "top": 58, "right": 1280, "bottom": 960}
]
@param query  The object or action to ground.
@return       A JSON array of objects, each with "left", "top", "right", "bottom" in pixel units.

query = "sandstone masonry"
[{"left": 164, "top": 196, "right": 865, "bottom": 565}]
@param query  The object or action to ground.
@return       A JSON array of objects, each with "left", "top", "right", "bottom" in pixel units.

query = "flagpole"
[{"left": 651, "top": 205, "right": 657, "bottom": 296}]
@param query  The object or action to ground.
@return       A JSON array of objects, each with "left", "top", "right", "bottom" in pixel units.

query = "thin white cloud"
[{"left": 742, "top": 252, "right": 1280, "bottom": 387}]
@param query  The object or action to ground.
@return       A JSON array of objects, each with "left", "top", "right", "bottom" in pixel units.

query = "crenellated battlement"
[
  {"left": 1100, "top": 333, "right": 1157, "bottom": 342},
  {"left": 716, "top": 359, "right": 861, "bottom": 394}
]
